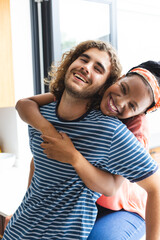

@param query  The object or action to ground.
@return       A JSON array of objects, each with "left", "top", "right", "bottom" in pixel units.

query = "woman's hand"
[
  {"left": 41, "top": 132, "right": 78, "bottom": 165},
  {"left": 41, "top": 133, "right": 124, "bottom": 196},
  {"left": 41, "top": 123, "right": 62, "bottom": 139}
]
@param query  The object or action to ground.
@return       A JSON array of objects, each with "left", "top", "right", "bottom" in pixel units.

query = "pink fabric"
[{"left": 96, "top": 114, "right": 149, "bottom": 219}]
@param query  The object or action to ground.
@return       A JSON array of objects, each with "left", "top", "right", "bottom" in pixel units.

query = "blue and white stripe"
[{"left": 3, "top": 102, "right": 158, "bottom": 240}]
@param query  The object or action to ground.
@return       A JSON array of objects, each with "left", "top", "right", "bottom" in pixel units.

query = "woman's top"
[{"left": 97, "top": 114, "right": 149, "bottom": 219}]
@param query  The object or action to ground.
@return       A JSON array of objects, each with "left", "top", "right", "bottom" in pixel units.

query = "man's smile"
[{"left": 73, "top": 72, "right": 88, "bottom": 83}]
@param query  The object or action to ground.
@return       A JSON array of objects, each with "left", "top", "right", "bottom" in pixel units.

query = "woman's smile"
[{"left": 107, "top": 94, "right": 119, "bottom": 113}]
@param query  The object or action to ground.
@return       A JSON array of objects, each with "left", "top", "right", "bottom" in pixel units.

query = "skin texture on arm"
[
  {"left": 137, "top": 170, "right": 160, "bottom": 240},
  {"left": 16, "top": 94, "right": 124, "bottom": 196},
  {"left": 41, "top": 133, "right": 123, "bottom": 196},
  {"left": 15, "top": 93, "right": 60, "bottom": 138}
]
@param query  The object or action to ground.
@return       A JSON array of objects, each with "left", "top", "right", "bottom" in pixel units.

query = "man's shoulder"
[
  {"left": 88, "top": 110, "right": 123, "bottom": 126},
  {"left": 40, "top": 101, "right": 56, "bottom": 109},
  {"left": 39, "top": 102, "right": 57, "bottom": 121},
  {"left": 83, "top": 110, "right": 128, "bottom": 136},
  {"left": 40, "top": 101, "right": 57, "bottom": 113}
]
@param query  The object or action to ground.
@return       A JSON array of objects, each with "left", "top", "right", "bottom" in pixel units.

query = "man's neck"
[{"left": 57, "top": 91, "right": 90, "bottom": 121}]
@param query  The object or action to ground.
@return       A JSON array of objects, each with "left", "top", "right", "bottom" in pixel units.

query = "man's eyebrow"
[
  {"left": 97, "top": 62, "right": 106, "bottom": 73},
  {"left": 80, "top": 53, "right": 90, "bottom": 59},
  {"left": 80, "top": 53, "right": 106, "bottom": 73}
]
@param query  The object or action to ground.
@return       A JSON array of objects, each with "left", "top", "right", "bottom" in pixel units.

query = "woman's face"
[{"left": 100, "top": 74, "right": 154, "bottom": 119}]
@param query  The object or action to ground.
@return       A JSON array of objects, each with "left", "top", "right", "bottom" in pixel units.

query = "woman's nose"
[{"left": 116, "top": 96, "right": 126, "bottom": 110}]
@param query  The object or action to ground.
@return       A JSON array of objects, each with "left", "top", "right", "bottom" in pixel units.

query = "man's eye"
[
  {"left": 80, "top": 58, "right": 87, "bottom": 63},
  {"left": 94, "top": 66, "right": 101, "bottom": 73},
  {"left": 121, "top": 83, "right": 126, "bottom": 94}
]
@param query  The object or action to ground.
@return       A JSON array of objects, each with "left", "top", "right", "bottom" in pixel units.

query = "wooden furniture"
[
  {"left": 0, "top": 0, "right": 15, "bottom": 108},
  {"left": 0, "top": 214, "right": 5, "bottom": 239}
]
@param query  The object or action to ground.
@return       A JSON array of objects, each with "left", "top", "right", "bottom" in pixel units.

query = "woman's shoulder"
[{"left": 122, "top": 114, "right": 149, "bottom": 150}]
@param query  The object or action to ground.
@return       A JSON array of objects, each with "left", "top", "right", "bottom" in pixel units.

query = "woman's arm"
[
  {"left": 16, "top": 93, "right": 62, "bottom": 189},
  {"left": 16, "top": 93, "right": 60, "bottom": 138},
  {"left": 16, "top": 94, "right": 124, "bottom": 196},
  {"left": 41, "top": 133, "right": 124, "bottom": 196}
]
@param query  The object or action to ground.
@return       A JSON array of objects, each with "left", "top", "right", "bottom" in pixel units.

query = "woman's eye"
[
  {"left": 129, "top": 103, "right": 135, "bottom": 111},
  {"left": 121, "top": 83, "right": 126, "bottom": 94}
]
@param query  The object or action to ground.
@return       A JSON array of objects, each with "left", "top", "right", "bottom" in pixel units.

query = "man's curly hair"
[{"left": 46, "top": 40, "right": 122, "bottom": 108}]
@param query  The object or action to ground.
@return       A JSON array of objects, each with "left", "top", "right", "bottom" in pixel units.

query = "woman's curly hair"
[{"left": 46, "top": 40, "right": 122, "bottom": 106}]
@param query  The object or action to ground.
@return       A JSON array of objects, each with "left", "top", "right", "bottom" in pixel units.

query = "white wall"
[
  {"left": 9, "top": 0, "right": 34, "bottom": 166},
  {"left": 117, "top": 0, "right": 160, "bottom": 148},
  {"left": 0, "top": 107, "right": 18, "bottom": 154}
]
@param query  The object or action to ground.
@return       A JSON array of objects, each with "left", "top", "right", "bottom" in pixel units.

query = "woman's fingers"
[{"left": 41, "top": 134, "right": 55, "bottom": 143}]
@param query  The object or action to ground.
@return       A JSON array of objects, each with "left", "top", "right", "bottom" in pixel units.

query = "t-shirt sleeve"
[{"left": 107, "top": 123, "right": 158, "bottom": 182}]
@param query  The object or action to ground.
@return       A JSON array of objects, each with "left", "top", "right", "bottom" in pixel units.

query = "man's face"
[{"left": 64, "top": 48, "right": 111, "bottom": 99}]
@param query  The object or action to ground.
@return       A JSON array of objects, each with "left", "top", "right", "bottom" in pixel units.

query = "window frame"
[{"left": 30, "top": 0, "right": 117, "bottom": 93}]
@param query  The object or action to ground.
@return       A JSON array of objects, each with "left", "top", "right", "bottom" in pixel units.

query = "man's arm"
[{"left": 137, "top": 170, "right": 160, "bottom": 240}]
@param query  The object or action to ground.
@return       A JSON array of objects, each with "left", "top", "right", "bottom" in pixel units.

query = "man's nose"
[{"left": 81, "top": 63, "right": 92, "bottom": 74}]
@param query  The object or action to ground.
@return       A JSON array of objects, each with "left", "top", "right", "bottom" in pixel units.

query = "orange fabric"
[
  {"left": 130, "top": 67, "right": 160, "bottom": 113},
  {"left": 96, "top": 114, "right": 149, "bottom": 219}
]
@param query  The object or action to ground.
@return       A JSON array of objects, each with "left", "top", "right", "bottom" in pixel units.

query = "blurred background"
[{"left": 0, "top": 0, "right": 160, "bottom": 172}]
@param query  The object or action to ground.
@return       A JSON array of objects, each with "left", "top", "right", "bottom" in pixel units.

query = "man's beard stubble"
[{"left": 65, "top": 79, "right": 103, "bottom": 100}]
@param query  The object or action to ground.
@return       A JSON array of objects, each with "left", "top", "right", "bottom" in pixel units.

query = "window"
[{"left": 30, "top": 0, "right": 117, "bottom": 93}]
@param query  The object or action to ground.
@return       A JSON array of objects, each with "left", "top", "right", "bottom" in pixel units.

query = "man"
[{"left": 4, "top": 40, "right": 160, "bottom": 240}]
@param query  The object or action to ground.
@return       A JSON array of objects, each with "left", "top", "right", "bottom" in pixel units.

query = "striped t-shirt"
[{"left": 3, "top": 102, "right": 158, "bottom": 240}]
